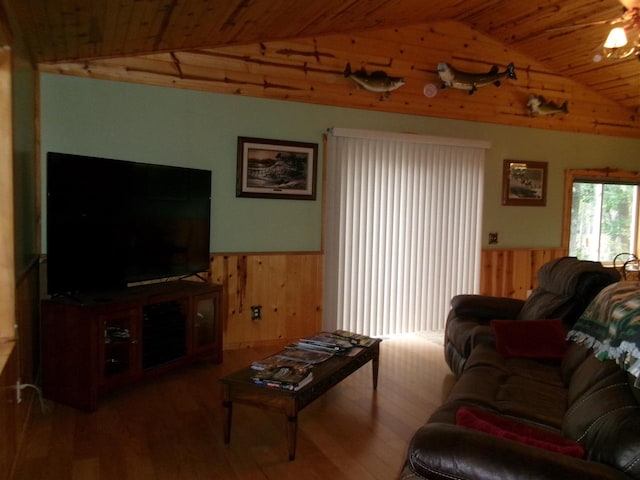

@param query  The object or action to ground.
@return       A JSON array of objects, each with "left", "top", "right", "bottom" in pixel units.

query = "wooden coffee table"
[{"left": 220, "top": 338, "right": 381, "bottom": 460}]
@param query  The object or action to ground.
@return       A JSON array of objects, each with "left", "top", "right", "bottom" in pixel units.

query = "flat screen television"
[{"left": 46, "top": 152, "right": 212, "bottom": 296}]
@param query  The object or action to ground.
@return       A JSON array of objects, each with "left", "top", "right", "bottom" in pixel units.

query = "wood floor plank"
[{"left": 12, "top": 334, "right": 451, "bottom": 479}]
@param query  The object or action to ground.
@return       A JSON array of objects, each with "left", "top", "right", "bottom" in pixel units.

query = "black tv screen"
[{"left": 46, "top": 152, "right": 212, "bottom": 296}]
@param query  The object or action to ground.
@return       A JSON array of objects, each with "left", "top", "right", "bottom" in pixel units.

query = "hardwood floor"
[{"left": 11, "top": 334, "right": 454, "bottom": 480}]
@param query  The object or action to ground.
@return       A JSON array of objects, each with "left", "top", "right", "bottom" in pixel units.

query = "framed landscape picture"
[
  {"left": 236, "top": 137, "right": 318, "bottom": 200},
  {"left": 502, "top": 159, "right": 548, "bottom": 206}
]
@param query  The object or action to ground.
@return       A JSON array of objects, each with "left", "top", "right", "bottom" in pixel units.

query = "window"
[
  {"left": 563, "top": 169, "right": 640, "bottom": 264},
  {"left": 324, "top": 128, "right": 488, "bottom": 335}
]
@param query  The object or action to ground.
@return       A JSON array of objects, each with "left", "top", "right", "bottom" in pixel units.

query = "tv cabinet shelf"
[{"left": 41, "top": 281, "right": 223, "bottom": 411}]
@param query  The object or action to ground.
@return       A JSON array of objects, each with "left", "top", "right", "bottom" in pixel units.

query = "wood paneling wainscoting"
[
  {"left": 480, "top": 247, "right": 567, "bottom": 300},
  {"left": 210, "top": 253, "right": 323, "bottom": 350},
  {"left": 210, "top": 248, "right": 567, "bottom": 349}
]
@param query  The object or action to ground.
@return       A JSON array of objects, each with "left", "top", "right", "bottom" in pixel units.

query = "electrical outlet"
[
  {"left": 488, "top": 232, "right": 499, "bottom": 244},
  {"left": 250, "top": 305, "right": 262, "bottom": 320}
]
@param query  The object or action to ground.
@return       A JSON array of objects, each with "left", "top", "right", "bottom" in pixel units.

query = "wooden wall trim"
[
  {"left": 0, "top": 18, "right": 13, "bottom": 340},
  {"left": 210, "top": 248, "right": 564, "bottom": 349},
  {"left": 210, "top": 252, "right": 323, "bottom": 349},
  {"left": 480, "top": 247, "right": 567, "bottom": 299}
]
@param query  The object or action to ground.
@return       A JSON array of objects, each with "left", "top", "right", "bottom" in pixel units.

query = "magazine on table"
[
  {"left": 298, "top": 332, "right": 354, "bottom": 352},
  {"left": 279, "top": 346, "right": 334, "bottom": 364},
  {"left": 332, "top": 330, "right": 377, "bottom": 347},
  {"left": 292, "top": 339, "right": 363, "bottom": 356},
  {"left": 291, "top": 341, "right": 342, "bottom": 354},
  {"left": 250, "top": 331, "right": 373, "bottom": 374},
  {"left": 251, "top": 348, "right": 332, "bottom": 371},
  {"left": 251, "top": 363, "right": 314, "bottom": 391},
  {"left": 250, "top": 356, "right": 310, "bottom": 372}
]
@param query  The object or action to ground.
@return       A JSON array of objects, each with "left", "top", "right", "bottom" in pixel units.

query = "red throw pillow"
[
  {"left": 490, "top": 318, "right": 568, "bottom": 359},
  {"left": 456, "top": 407, "right": 585, "bottom": 458}
]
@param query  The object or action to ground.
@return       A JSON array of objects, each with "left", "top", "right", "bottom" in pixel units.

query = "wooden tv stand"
[{"left": 41, "top": 280, "right": 223, "bottom": 411}]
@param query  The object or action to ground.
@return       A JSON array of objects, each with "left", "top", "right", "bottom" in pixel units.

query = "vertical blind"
[{"left": 323, "top": 128, "right": 488, "bottom": 336}]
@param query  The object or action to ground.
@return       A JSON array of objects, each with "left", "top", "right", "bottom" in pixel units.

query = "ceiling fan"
[
  {"left": 552, "top": 2, "right": 640, "bottom": 61},
  {"left": 599, "top": 6, "right": 640, "bottom": 59}
]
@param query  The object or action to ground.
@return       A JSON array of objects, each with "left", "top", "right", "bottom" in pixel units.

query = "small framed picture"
[
  {"left": 236, "top": 137, "right": 318, "bottom": 200},
  {"left": 502, "top": 160, "right": 547, "bottom": 206}
]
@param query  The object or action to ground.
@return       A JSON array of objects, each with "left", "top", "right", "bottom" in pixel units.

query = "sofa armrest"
[
  {"left": 405, "top": 423, "right": 628, "bottom": 480},
  {"left": 470, "top": 324, "right": 495, "bottom": 350},
  {"left": 451, "top": 294, "right": 525, "bottom": 320}
]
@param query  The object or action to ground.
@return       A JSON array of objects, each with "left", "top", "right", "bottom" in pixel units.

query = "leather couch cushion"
[
  {"left": 534, "top": 256, "right": 618, "bottom": 298},
  {"left": 517, "top": 289, "right": 570, "bottom": 321},
  {"left": 517, "top": 257, "right": 620, "bottom": 322},
  {"left": 444, "top": 313, "right": 481, "bottom": 360},
  {"left": 450, "top": 294, "right": 524, "bottom": 318},
  {"left": 562, "top": 353, "right": 640, "bottom": 478},
  {"left": 444, "top": 345, "right": 567, "bottom": 429},
  {"left": 407, "top": 423, "right": 630, "bottom": 480},
  {"left": 566, "top": 353, "right": 627, "bottom": 406},
  {"left": 456, "top": 406, "right": 585, "bottom": 458},
  {"left": 560, "top": 342, "right": 593, "bottom": 385},
  {"left": 491, "top": 318, "right": 568, "bottom": 359}
]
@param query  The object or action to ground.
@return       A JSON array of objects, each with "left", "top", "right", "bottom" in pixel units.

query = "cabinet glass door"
[
  {"left": 100, "top": 310, "right": 137, "bottom": 380},
  {"left": 193, "top": 295, "right": 217, "bottom": 352}
]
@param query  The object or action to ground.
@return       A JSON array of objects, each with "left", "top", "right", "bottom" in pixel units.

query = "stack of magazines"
[
  {"left": 249, "top": 330, "right": 376, "bottom": 391},
  {"left": 251, "top": 348, "right": 332, "bottom": 371},
  {"left": 293, "top": 332, "right": 355, "bottom": 354},
  {"left": 332, "top": 330, "right": 377, "bottom": 347},
  {"left": 250, "top": 361, "right": 313, "bottom": 391}
]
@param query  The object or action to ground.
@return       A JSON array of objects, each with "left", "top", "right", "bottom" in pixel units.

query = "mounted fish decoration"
[
  {"left": 527, "top": 95, "right": 569, "bottom": 116},
  {"left": 344, "top": 62, "right": 405, "bottom": 96},
  {"left": 437, "top": 62, "right": 516, "bottom": 95}
]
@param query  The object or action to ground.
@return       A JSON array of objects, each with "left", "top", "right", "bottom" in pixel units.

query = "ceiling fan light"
[
  {"left": 604, "top": 27, "right": 628, "bottom": 48},
  {"left": 603, "top": 44, "right": 636, "bottom": 59},
  {"left": 603, "top": 27, "right": 636, "bottom": 58}
]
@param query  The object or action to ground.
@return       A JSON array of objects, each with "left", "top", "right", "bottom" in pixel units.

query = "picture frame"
[
  {"left": 501, "top": 159, "right": 548, "bottom": 206},
  {"left": 236, "top": 136, "right": 318, "bottom": 200}
]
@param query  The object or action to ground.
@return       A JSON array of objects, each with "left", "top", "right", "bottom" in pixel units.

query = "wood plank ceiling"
[{"left": 7, "top": 0, "right": 640, "bottom": 138}]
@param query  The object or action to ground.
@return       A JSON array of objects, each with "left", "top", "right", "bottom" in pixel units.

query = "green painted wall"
[{"left": 40, "top": 73, "right": 640, "bottom": 253}]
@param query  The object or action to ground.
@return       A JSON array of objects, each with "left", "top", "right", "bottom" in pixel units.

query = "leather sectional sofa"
[
  {"left": 400, "top": 258, "right": 640, "bottom": 479},
  {"left": 400, "top": 339, "right": 640, "bottom": 479},
  {"left": 444, "top": 256, "right": 620, "bottom": 375}
]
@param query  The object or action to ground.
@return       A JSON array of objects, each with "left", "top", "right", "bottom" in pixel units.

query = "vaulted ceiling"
[{"left": 7, "top": 0, "right": 640, "bottom": 138}]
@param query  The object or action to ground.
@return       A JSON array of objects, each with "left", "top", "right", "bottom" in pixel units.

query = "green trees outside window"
[{"left": 569, "top": 181, "right": 638, "bottom": 262}]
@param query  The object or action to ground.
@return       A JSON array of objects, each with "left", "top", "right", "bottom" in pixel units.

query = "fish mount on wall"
[
  {"left": 527, "top": 95, "right": 569, "bottom": 116},
  {"left": 344, "top": 62, "right": 405, "bottom": 98},
  {"left": 437, "top": 62, "right": 516, "bottom": 95}
]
